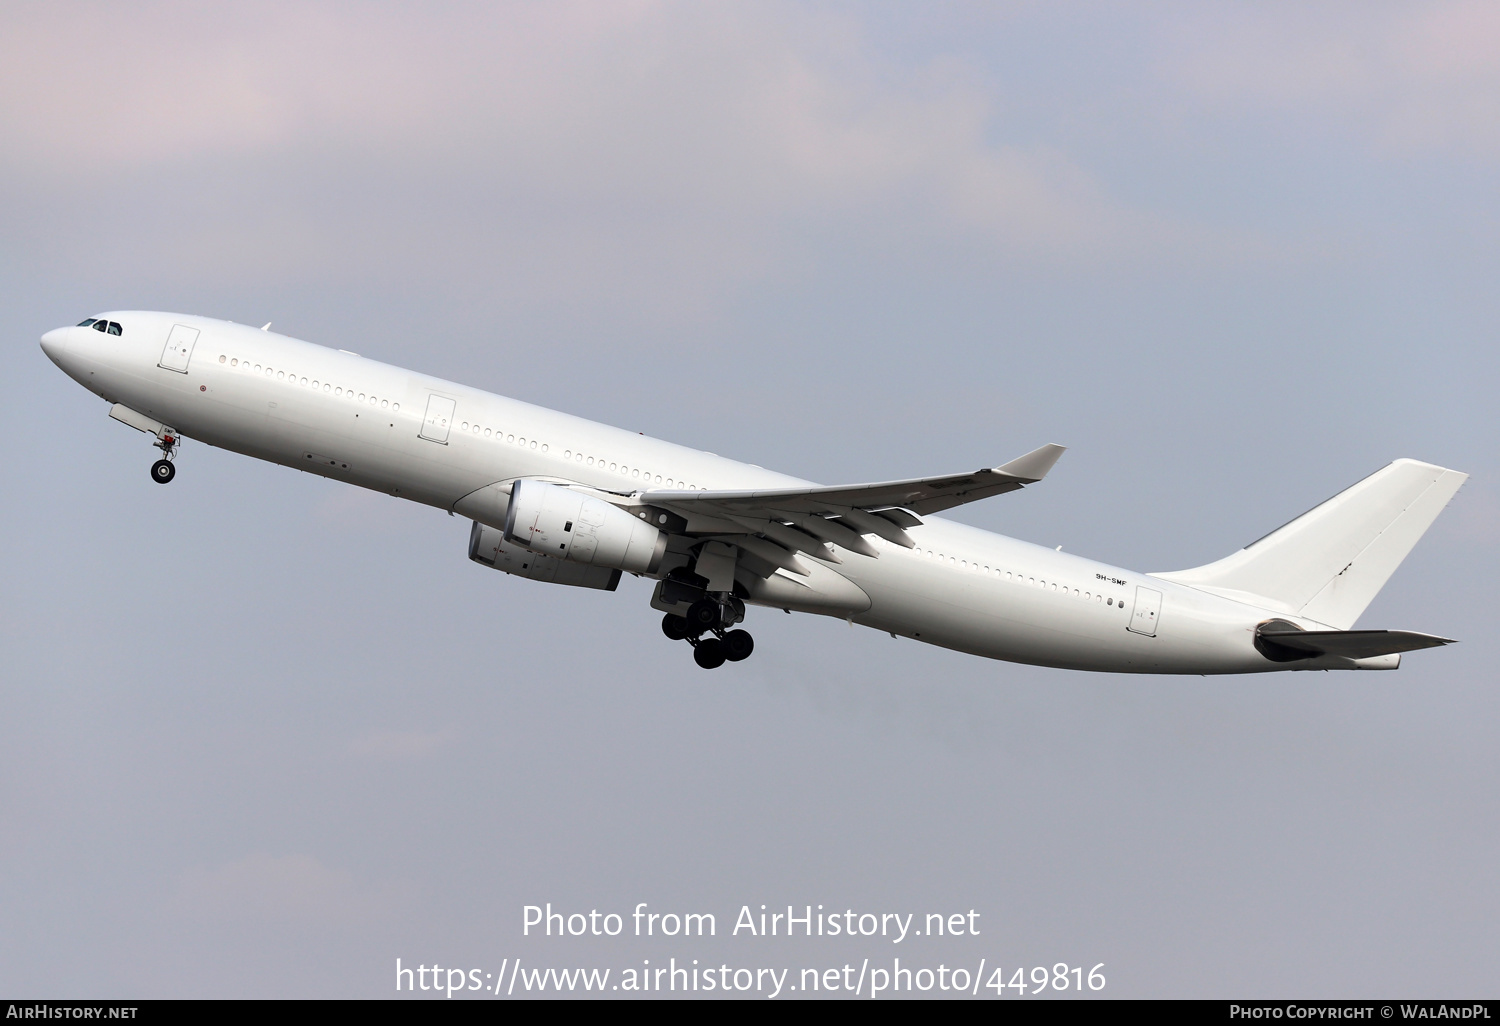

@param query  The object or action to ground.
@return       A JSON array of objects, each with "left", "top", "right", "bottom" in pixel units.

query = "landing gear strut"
[
  {"left": 150, "top": 430, "right": 179, "bottom": 484},
  {"left": 662, "top": 600, "right": 754, "bottom": 669}
]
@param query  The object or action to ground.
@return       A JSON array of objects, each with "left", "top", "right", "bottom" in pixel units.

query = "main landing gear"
[
  {"left": 149, "top": 430, "right": 179, "bottom": 484},
  {"left": 662, "top": 596, "right": 754, "bottom": 670}
]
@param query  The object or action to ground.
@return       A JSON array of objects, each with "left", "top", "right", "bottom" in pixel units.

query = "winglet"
[{"left": 996, "top": 443, "right": 1067, "bottom": 482}]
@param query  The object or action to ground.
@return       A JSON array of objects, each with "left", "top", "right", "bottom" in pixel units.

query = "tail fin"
[{"left": 1153, "top": 459, "right": 1467, "bottom": 629}]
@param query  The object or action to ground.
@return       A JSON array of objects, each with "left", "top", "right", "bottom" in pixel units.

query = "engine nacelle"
[
  {"left": 469, "top": 521, "right": 620, "bottom": 590},
  {"left": 504, "top": 479, "right": 667, "bottom": 575}
]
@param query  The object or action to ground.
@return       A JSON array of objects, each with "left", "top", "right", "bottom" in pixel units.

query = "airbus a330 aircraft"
[{"left": 42, "top": 312, "right": 1466, "bottom": 672}]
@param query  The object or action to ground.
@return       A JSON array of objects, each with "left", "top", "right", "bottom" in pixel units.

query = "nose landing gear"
[
  {"left": 149, "top": 429, "right": 179, "bottom": 484},
  {"left": 661, "top": 600, "right": 754, "bottom": 670}
]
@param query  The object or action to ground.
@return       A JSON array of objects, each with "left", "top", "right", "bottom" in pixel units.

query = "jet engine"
[
  {"left": 469, "top": 521, "right": 620, "bottom": 590},
  {"left": 503, "top": 479, "right": 667, "bottom": 575}
]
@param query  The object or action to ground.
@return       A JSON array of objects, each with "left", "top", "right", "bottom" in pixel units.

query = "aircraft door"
[
  {"left": 420, "top": 394, "right": 456, "bottom": 443},
  {"left": 1128, "top": 586, "right": 1162, "bottom": 637},
  {"left": 158, "top": 324, "right": 200, "bottom": 373}
]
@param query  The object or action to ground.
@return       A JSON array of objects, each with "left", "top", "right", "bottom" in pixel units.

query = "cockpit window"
[
  {"left": 77, "top": 318, "right": 97, "bottom": 327},
  {"left": 88, "top": 319, "right": 122, "bottom": 335},
  {"left": 94, "top": 321, "right": 107, "bottom": 332},
  {"left": 106, "top": 321, "right": 122, "bottom": 335}
]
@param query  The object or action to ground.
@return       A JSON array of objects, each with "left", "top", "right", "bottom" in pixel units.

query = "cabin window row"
[
  {"left": 563, "top": 447, "right": 703, "bottom": 490},
  {"left": 450, "top": 419, "right": 706, "bottom": 491},
  {"left": 218, "top": 354, "right": 398, "bottom": 412},
  {"left": 910, "top": 547, "right": 1127, "bottom": 607},
  {"left": 215, "top": 353, "right": 708, "bottom": 492},
  {"left": 461, "top": 419, "right": 549, "bottom": 453}
]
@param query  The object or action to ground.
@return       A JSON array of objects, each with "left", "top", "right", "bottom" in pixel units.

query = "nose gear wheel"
[{"left": 149, "top": 428, "right": 180, "bottom": 483}]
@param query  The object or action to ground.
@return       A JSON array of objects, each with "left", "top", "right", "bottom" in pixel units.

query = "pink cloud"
[
  {"left": 173, "top": 852, "right": 378, "bottom": 923},
  {"left": 1157, "top": 2, "right": 1500, "bottom": 156},
  {"left": 0, "top": 1, "right": 1177, "bottom": 261}
]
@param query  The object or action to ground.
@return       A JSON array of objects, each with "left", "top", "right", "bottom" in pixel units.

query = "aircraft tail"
[{"left": 1152, "top": 459, "right": 1467, "bottom": 629}]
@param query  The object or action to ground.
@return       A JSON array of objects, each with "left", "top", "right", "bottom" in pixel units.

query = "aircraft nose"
[{"left": 39, "top": 326, "right": 71, "bottom": 365}]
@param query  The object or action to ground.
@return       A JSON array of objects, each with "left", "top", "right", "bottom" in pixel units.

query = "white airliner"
[{"left": 41, "top": 312, "right": 1466, "bottom": 672}]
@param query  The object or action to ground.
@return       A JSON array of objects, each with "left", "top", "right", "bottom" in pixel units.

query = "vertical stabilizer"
[{"left": 1153, "top": 459, "right": 1467, "bottom": 629}]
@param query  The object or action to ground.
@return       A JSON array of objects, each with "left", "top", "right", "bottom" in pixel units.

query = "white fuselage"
[{"left": 41, "top": 311, "right": 1348, "bottom": 674}]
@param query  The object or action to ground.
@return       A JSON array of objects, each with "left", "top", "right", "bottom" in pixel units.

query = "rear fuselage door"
[
  {"left": 159, "top": 324, "right": 200, "bottom": 373},
  {"left": 420, "top": 394, "right": 456, "bottom": 443},
  {"left": 1128, "top": 586, "right": 1162, "bottom": 637}
]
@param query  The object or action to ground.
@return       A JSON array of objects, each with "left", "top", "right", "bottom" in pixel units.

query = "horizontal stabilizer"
[{"left": 1257, "top": 627, "right": 1454, "bottom": 661}]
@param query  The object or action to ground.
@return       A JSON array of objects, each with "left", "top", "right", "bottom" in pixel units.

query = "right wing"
[{"left": 636, "top": 443, "right": 1065, "bottom": 575}]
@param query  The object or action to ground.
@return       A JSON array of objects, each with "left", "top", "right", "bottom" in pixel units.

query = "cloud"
[
  {"left": 172, "top": 853, "right": 378, "bottom": 924},
  {"left": 0, "top": 0, "right": 1196, "bottom": 300},
  {"left": 1158, "top": 2, "right": 1500, "bottom": 156}
]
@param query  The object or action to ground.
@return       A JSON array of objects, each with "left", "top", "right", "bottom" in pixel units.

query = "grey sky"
[{"left": 1, "top": 1, "right": 1495, "bottom": 998}]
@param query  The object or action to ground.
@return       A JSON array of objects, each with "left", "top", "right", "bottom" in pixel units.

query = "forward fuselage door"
[
  {"left": 1128, "top": 586, "right": 1162, "bottom": 637},
  {"left": 158, "top": 324, "right": 200, "bottom": 373},
  {"left": 420, "top": 394, "right": 457, "bottom": 443}
]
